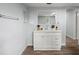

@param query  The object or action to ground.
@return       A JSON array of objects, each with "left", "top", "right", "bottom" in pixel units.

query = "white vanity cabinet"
[{"left": 33, "top": 31, "right": 62, "bottom": 50}]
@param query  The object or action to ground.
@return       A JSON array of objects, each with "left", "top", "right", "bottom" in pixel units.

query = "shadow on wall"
[{"left": 24, "top": 22, "right": 35, "bottom": 46}]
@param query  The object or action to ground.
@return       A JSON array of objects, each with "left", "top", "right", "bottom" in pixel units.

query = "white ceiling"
[
  {"left": 24, "top": 3, "right": 79, "bottom": 16},
  {"left": 24, "top": 3, "right": 79, "bottom": 8}
]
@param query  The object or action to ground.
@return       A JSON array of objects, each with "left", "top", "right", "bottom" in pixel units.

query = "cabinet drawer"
[{"left": 34, "top": 32, "right": 62, "bottom": 50}]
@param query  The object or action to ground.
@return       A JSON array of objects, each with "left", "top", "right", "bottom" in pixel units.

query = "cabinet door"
[
  {"left": 44, "top": 33, "right": 61, "bottom": 50},
  {"left": 34, "top": 32, "right": 61, "bottom": 50},
  {"left": 34, "top": 33, "right": 47, "bottom": 49}
]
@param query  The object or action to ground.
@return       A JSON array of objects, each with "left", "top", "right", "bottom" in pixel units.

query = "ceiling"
[{"left": 24, "top": 3, "right": 79, "bottom": 8}]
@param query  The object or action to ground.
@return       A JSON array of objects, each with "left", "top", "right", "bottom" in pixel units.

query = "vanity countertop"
[{"left": 34, "top": 30, "right": 61, "bottom": 33}]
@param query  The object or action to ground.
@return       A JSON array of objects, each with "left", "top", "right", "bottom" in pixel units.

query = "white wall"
[
  {"left": 56, "top": 9, "right": 66, "bottom": 46},
  {"left": 27, "top": 8, "right": 38, "bottom": 45},
  {"left": 0, "top": 3, "right": 28, "bottom": 55},
  {"left": 27, "top": 8, "right": 66, "bottom": 46},
  {"left": 66, "top": 9, "right": 76, "bottom": 39},
  {"left": 74, "top": 9, "right": 79, "bottom": 45},
  {"left": 66, "top": 8, "right": 79, "bottom": 45},
  {"left": 76, "top": 10, "right": 79, "bottom": 45},
  {"left": 28, "top": 8, "right": 38, "bottom": 26}
]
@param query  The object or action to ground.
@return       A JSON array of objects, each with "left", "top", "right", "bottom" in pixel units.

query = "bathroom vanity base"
[{"left": 33, "top": 31, "right": 62, "bottom": 51}]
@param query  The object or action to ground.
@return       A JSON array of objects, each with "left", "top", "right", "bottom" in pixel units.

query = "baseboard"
[
  {"left": 66, "top": 36, "right": 76, "bottom": 40},
  {"left": 20, "top": 44, "right": 28, "bottom": 55}
]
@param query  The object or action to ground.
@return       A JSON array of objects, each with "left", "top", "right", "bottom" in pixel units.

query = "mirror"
[
  {"left": 37, "top": 10, "right": 56, "bottom": 30},
  {"left": 38, "top": 16, "right": 55, "bottom": 25},
  {"left": 38, "top": 10, "right": 56, "bottom": 25}
]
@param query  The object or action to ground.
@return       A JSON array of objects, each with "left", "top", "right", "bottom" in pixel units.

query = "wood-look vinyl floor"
[{"left": 22, "top": 37, "right": 79, "bottom": 55}]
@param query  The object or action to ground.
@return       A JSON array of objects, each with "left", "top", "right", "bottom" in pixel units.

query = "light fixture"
[{"left": 46, "top": 3, "right": 52, "bottom": 5}]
